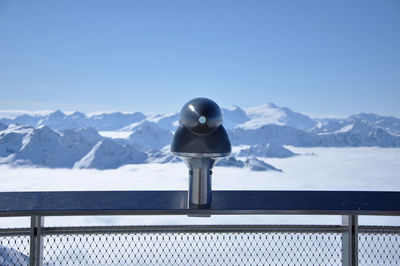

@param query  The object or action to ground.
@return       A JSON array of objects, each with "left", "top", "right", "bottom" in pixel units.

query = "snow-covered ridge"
[
  {"left": 1, "top": 104, "right": 399, "bottom": 134},
  {"left": 1, "top": 103, "right": 399, "bottom": 170}
]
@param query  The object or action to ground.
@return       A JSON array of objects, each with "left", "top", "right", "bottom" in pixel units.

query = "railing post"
[
  {"left": 342, "top": 215, "right": 358, "bottom": 266},
  {"left": 30, "top": 216, "right": 44, "bottom": 266}
]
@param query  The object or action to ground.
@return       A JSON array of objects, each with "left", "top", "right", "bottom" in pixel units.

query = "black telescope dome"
[
  {"left": 171, "top": 97, "right": 231, "bottom": 155},
  {"left": 179, "top": 97, "right": 223, "bottom": 135}
]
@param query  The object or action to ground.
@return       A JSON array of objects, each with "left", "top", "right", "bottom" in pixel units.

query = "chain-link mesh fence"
[
  {"left": 1, "top": 224, "right": 400, "bottom": 265},
  {"left": 42, "top": 225, "right": 343, "bottom": 266},
  {"left": 359, "top": 226, "right": 400, "bottom": 266},
  {"left": 0, "top": 229, "right": 30, "bottom": 266}
]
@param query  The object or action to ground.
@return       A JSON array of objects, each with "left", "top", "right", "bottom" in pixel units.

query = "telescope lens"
[{"left": 199, "top": 116, "right": 206, "bottom": 124}]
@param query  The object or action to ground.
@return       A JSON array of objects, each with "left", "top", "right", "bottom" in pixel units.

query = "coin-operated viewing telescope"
[{"left": 171, "top": 98, "right": 231, "bottom": 209}]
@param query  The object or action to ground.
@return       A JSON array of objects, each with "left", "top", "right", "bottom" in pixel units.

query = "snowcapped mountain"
[
  {"left": 36, "top": 110, "right": 69, "bottom": 129},
  {"left": 2, "top": 104, "right": 398, "bottom": 140},
  {"left": 59, "top": 127, "right": 104, "bottom": 165},
  {"left": 127, "top": 121, "right": 173, "bottom": 151},
  {"left": 0, "top": 124, "right": 33, "bottom": 157},
  {"left": 0, "top": 125, "right": 105, "bottom": 168},
  {"left": 237, "top": 143, "right": 297, "bottom": 158},
  {"left": 230, "top": 119, "right": 400, "bottom": 148},
  {"left": 348, "top": 113, "right": 400, "bottom": 135},
  {"left": 1, "top": 110, "right": 147, "bottom": 131},
  {"left": 239, "top": 103, "right": 317, "bottom": 130},
  {"left": 215, "top": 156, "right": 282, "bottom": 172},
  {"left": 147, "top": 113, "right": 179, "bottom": 132},
  {"left": 311, "top": 113, "right": 400, "bottom": 136},
  {"left": 1, "top": 103, "right": 399, "bottom": 170},
  {"left": 230, "top": 124, "right": 311, "bottom": 146},
  {"left": 13, "top": 114, "right": 42, "bottom": 126},
  {"left": 88, "top": 112, "right": 145, "bottom": 131},
  {"left": 74, "top": 139, "right": 147, "bottom": 170},
  {"left": 146, "top": 148, "right": 182, "bottom": 164},
  {"left": 0, "top": 124, "right": 149, "bottom": 169},
  {"left": 221, "top": 106, "right": 250, "bottom": 129},
  {"left": 245, "top": 157, "right": 282, "bottom": 172},
  {"left": 16, "top": 126, "right": 71, "bottom": 167},
  {"left": 216, "top": 157, "right": 245, "bottom": 168}
]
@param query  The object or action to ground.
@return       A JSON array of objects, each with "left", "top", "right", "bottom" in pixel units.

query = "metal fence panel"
[
  {"left": 42, "top": 226, "right": 342, "bottom": 266},
  {"left": 0, "top": 229, "right": 30, "bottom": 266},
  {"left": 359, "top": 226, "right": 400, "bottom": 266},
  {"left": 2, "top": 224, "right": 400, "bottom": 265}
]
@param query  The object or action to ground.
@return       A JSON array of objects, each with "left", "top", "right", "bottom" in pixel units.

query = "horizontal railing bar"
[
  {"left": 42, "top": 224, "right": 344, "bottom": 235},
  {"left": 1, "top": 190, "right": 400, "bottom": 217},
  {"left": 359, "top": 225, "right": 400, "bottom": 234},
  {"left": 0, "top": 227, "right": 30, "bottom": 237},
  {"left": 1, "top": 224, "right": 400, "bottom": 237}
]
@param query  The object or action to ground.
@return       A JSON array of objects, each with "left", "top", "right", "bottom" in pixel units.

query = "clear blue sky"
[{"left": 0, "top": 0, "right": 399, "bottom": 116}]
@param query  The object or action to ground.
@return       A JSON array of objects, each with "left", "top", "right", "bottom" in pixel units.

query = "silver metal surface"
[
  {"left": 172, "top": 152, "right": 229, "bottom": 158},
  {"left": 41, "top": 224, "right": 344, "bottom": 235},
  {"left": 29, "top": 216, "right": 44, "bottom": 266},
  {"left": 342, "top": 215, "right": 358, "bottom": 266},
  {"left": 359, "top": 225, "right": 400, "bottom": 234},
  {"left": 185, "top": 157, "right": 217, "bottom": 207},
  {"left": 0, "top": 227, "right": 30, "bottom": 237},
  {"left": 172, "top": 153, "right": 229, "bottom": 208},
  {"left": 173, "top": 152, "right": 230, "bottom": 208},
  {"left": 189, "top": 168, "right": 211, "bottom": 206}
]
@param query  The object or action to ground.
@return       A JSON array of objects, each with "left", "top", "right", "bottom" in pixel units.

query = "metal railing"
[{"left": 1, "top": 190, "right": 400, "bottom": 265}]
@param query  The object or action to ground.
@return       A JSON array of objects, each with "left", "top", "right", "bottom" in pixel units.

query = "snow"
[
  {"left": 245, "top": 157, "right": 282, "bottom": 171},
  {"left": 0, "top": 126, "right": 105, "bottom": 168},
  {"left": 74, "top": 139, "right": 147, "bottom": 169},
  {"left": 336, "top": 124, "right": 353, "bottom": 133},
  {"left": 127, "top": 121, "right": 173, "bottom": 151},
  {"left": 98, "top": 131, "right": 132, "bottom": 139},
  {"left": 230, "top": 123, "right": 400, "bottom": 147},
  {"left": 1, "top": 147, "right": 400, "bottom": 227},
  {"left": 216, "top": 156, "right": 245, "bottom": 168},
  {"left": 215, "top": 156, "right": 282, "bottom": 171},
  {"left": 221, "top": 106, "right": 250, "bottom": 129},
  {"left": 231, "top": 145, "right": 251, "bottom": 155},
  {"left": 146, "top": 113, "right": 179, "bottom": 131},
  {"left": 239, "top": 103, "right": 316, "bottom": 130},
  {"left": 237, "top": 143, "right": 297, "bottom": 158},
  {"left": 241, "top": 103, "right": 286, "bottom": 129}
]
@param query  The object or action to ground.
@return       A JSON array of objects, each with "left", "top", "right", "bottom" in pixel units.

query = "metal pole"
[
  {"left": 342, "top": 215, "right": 358, "bottom": 266},
  {"left": 188, "top": 168, "right": 212, "bottom": 206},
  {"left": 185, "top": 157, "right": 215, "bottom": 208},
  {"left": 30, "top": 216, "right": 44, "bottom": 266}
]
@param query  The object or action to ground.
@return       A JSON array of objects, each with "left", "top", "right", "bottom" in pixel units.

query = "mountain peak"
[
  {"left": 70, "top": 111, "right": 86, "bottom": 118},
  {"left": 267, "top": 102, "right": 278, "bottom": 108},
  {"left": 50, "top": 110, "right": 65, "bottom": 117},
  {"left": 221, "top": 105, "right": 250, "bottom": 129},
  {"left": 224, "top": 105, "right": 241, "bottom": 111}
]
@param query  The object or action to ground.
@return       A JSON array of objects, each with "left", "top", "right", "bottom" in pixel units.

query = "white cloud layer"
[{"left": 1, "top": 147, "right": 400, "bottom": 227}]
